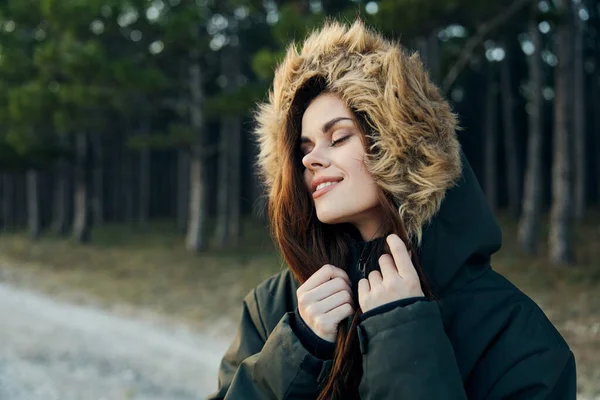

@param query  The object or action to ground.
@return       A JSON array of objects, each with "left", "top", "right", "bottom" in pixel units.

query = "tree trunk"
[
  {"left": 15, "top": 174, "right": 27, "bottom": 228},
  {"left": 138, "top": 125, "right": 151, "bottom": 225},
  {"left": 185, "top": 49, "right": 207, "bottom": 253},
  {"left": 228, "top": 115, "right": 242, "bottom": 247},
  {"left": 227, "top": 45, "right": 243, "bottom": 246},
  {"left": 215, "top": 117, "right": 231, "bottom": 247},
  {"left": 549, "top": 0, "right": 574, "bottom": 265},
  {"left": 595, "top": 74, "right": 600, "bottom": 205},
  {"left": 289, "top": 0, "right": 310, "bottom": 14},
  {"left": 500, "top": 38, "right": 521, "bottom": 217},
  {"left": 92, "top": 132, "right": 104, "bottom": 226},
  {"left": 1, "top": 174, "right": 14, "bottom": 231},
  {"left": 72, "top": 132, "right": 92, "bottom": 243},
  {"left": 0, "top": 175, "right": 4, "bottom": 230},
  {"left": 518, "top": 12, "right": 544, "bottom": 255},
  {"left": 52, "top": 162, "right": 70, "bottom": 235},
  {"left": 484, "top": 66, "right": 499, "bottom": 212},
  {"left": 52, "top": 132, "right": 70, "bottom": 235},
  {"left": 177, "top": 149, "right": 190, "bottom": 232},
  {"left": 110, "top": 139, "right": 121, "bottom": 222},
  {"left": 573, "top": 1, "right": 586, "bottom": 220},
  {"left": 214, "top": 44, "right": 243, "bottom": 247},
  {"left": 215, "top": 115, "right": 243, "bottom": 247},
  {"left": 26, "top": 170, "right": 41, "bottom": 239},
  {"left": 187, "top": 147, "right": 207, "bottom": 252},
  {"left": 122, "top": 147, "right": 136, "bottom": 225},
  {"left": 415, "top": 30, "right": 440, "bottom": 84}
]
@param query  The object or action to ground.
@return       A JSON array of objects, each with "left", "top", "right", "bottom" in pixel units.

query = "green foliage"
[
  {"left": 372, "top": 0, "right": 509, "bottom": 38},
  {"left": 206, "top": 82, "right": 269, "bottom": 117},
  {"left": 251, "top": 48, "right": 285, "bottom": 80},
  {"left": 0, "top": 0, "right": 577, "bottom": 162},
  {"left": 271, "top": 4, "right": 325, "bottom": 44},
  {"left": 127, "top": 124, "right": 196, "bottom": 150}
]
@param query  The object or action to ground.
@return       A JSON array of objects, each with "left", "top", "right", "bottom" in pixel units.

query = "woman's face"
[{"left": 300, "top": 92, "right": 384, "bottom": 240}]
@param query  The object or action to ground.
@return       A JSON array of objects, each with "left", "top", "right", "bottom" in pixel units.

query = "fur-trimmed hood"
[{"left": 253, "top": 20, "right": 462, "bottom": 243}]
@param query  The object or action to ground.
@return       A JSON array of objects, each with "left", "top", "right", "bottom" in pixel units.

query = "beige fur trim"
[{"left": 253, "top": 20, "right": 462, "bottom": 243}]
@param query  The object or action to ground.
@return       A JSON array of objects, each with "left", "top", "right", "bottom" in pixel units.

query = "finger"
[
  {"left": 301, "top": 264, "right": 350, "bottom": 292},
  {"left": 314, "top": 289, "right": 353, "bottom": 314},
  {"left": 357, "top": 278, "right": 370, "bottom": 298},
  {"left": 368, "top": 270, "right": 383, "bottom": 287},
  {"left": 324, "top": 302, "right": 355, "bottom": 323},
  {"left": 306, "top": 277, "right": 352, "bottom": 302},
  {"left": 378, "top": 254, "right": 398, "bottom": 281},
  {"left": 386, "top": 234, "right": 417, "bottom": 279}
]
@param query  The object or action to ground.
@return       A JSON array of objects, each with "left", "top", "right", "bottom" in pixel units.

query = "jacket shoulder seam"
[
  {"left": 250, "top": 288, "right": 268, "bottom": 340},
  {"left": 486, "top": 276, "right": 571, "bottom": 350},
  {"left": 249, "top": 269, "right": 294, "bottom": 336}
]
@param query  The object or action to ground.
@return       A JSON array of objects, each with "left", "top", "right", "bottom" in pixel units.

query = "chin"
[
  {"left": 315, "top": 207, "right": 353, "bottom": 225},
  {"left": 315, "top": 200, "right": 382, "bottom": 229}
]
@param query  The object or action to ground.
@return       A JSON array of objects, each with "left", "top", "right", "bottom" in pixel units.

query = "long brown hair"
[{"left": 267, "top": 77, "right": 434, "bottom": 399}]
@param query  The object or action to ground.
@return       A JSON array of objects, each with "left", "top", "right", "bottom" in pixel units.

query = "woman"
[{"left": 209, "top": 20, "right": 576, "bottom": 399}]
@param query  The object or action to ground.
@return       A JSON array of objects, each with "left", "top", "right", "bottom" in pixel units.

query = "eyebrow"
[{"left": 299, "top": 117, "right": 353, "bottom": 144}]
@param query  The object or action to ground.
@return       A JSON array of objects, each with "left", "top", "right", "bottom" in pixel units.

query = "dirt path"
[
  {"left": 1, "top": 281, "right": 596, "bottom": 400},
  {"left": 0, "top": 282, "right": 231, "bottom": 400}
]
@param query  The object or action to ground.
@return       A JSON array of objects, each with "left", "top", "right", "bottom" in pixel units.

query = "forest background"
[{"left": 0, "top": 0, "right": 599, "bottom": 396}]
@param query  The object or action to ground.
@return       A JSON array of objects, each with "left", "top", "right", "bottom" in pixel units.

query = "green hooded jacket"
[
  {"left": 208, "top": 20, "right": 575, "bottom": 399},
  {"left": 207, "top": 152, "right": 576, "bottom": 399}
]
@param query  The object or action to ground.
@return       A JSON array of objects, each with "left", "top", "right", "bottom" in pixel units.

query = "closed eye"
[
  {"left": 299, "top": 134, "right": 351, "bottom": 157},
  {"left": 330, "top": 135, "right": 350, "bottom": 147}
]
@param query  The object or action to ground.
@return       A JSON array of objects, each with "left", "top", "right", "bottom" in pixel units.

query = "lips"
[
  {"left": 312, "top": 180, "right": 341, "bottom": 199},
  {"left": 311, "top": 176, "right": 343, "bottom": 193}
]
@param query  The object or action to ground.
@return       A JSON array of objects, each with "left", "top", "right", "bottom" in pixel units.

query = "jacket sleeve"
[
  {"left": 207, "top": 288, "right": 331, "bottom": 400},
  {"left": 357, "top": 300, "right": 467, "bottom": 399},
  {"left": 356, "top": 300, "right": 577, "bottom": 400},
  {"left": 482, "top": 350, "right": 576, "bottom": 400}
]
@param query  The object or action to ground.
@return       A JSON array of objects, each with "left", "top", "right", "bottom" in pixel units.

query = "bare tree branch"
[{"left": 441, "top": 0, "right": 535, "bottom": 93}]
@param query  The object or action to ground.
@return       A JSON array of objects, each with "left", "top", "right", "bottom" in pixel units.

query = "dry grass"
[
  {"left": 0, "top": 219, "right": 283, "bottom": 332},
  {"left": 0, "top": 214, "right": 599, "bottom": 395}
]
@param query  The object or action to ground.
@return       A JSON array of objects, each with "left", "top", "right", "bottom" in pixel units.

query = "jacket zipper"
[
  {"left": 357, "top": 243, "right": 370, "bottom": 280},
  {"left": 358, "top": 258, "right": 366, "bottom": 280}
]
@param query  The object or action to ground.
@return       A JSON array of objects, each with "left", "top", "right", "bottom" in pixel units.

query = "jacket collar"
[{"left": 342, "top": 151, "right": 502, "bottom": 298}]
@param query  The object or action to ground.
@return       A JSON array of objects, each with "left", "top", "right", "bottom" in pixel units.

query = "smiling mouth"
[{"left": 313, "top": 181, "right": 340, "bottom": 199}]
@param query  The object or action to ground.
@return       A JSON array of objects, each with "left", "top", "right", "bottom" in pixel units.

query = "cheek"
[
  {"left": 303, "top": 169, "right": 312, "bottom": 191},
  {"left": 347, "top": 159, "right": 379, "bottom": 200},
  {"left": 347, "top": 155, "right": 372, "bottom": 184}
]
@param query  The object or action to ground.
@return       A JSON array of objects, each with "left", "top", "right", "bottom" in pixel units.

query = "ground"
[
  {"left": 0, "top": 214, "right": 598, "bottom": 398},
  {"left": 0, "top": 282, "right": 230, "bottom": 399}
]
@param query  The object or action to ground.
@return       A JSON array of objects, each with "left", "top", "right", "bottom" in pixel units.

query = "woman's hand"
[
  {"left": 358, "top": 234, "right": 425, "bottom": 313},
  {"left": 296, "top": 265, "right": 355, "bottom": 342}
]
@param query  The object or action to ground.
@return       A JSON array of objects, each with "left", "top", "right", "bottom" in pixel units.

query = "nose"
[{"left": 302, "top": 146, "right": 331, "bottom": 172}]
